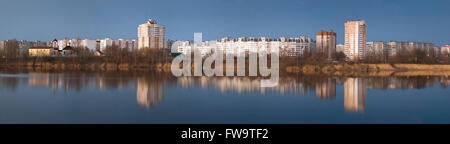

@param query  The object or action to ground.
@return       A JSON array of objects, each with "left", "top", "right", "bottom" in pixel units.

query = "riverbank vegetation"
[{"left": 1, "top": 44, "right": 450, "bottom": 74}]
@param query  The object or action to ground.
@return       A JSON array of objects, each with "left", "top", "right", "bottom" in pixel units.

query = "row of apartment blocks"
[
  {"left": 3, "top": 18, "right": 166, "bottom": 57},
  {"left": 0, "top": 38, "right": 138, "bottom": 55},
  {"left": 172, "top": 36, "right": 316, "bottom": 57},
  {"left": 51, "top": 38, "right": 138, "bottom": 52},
  {"left": 171, "top": 19, "right": 446, "bottom": 60},
  {"left": 336, "top": 41, "right": 439, "bottom": 56},
  {"left": 342, "top": 20, "right": 444, "bottom": 60},
  {"left": 172, "top": 37, "right": 443, "bottom": 59},
  {"left": 0, "top": 39, "right": 51, "bottom": 54},
  {"left": 3, "top": 18, "right": 449, "bottom": 59}
]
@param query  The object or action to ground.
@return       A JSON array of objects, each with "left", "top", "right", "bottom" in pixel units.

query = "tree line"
[{"left": 1, "top": 40, "right": 449, "bottom": 65}]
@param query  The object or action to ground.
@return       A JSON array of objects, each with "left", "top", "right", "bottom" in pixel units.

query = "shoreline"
[
  {"left": 2, "top": 60, "right": 450, "bottom": 77},
  {"left": 288, "top": 63, "right": 450, "bottom": 77}
]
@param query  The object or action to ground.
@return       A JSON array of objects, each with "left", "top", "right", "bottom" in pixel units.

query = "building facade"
[
  {"left": 0, "top": 40, "right": 5, "bottom": 51},
  {"left": 29, "top": 47, "right": 52, "bottom": 56},
  {"left": 363, "top": 41, "right": 437, "bottom": 57},
  {"left": 138, "top": 19, "right": 166, "bottom": 49},
  {"left": 172, "top": 36, "right": 315, "bottom": 57},
  {"left": 336, "top": 44, "right": 345, "bottom": 53},
  {"left": 345, "top": 20, "right": 367, "bottom": 61},
  {"left": 47, "top": 38, "right": 137, "bottom": 56},
  {"left": 316, "top": 30, "right": 336, "bottom": 59},
  {"left": 384, "top": 41, "right": 436, "bottom": 56},
  {"left": 442, "top": 45, "right": 450, "bottom": 55},
  {"left": 366, "top": 41, "right": 388, "bottom": 56},
  {"left": 79, "top": 38, "right": 97, "bottom": 51}
]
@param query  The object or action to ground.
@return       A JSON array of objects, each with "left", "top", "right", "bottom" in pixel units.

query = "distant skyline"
[{"left": 0, "top": 0, "right": 449, "bottom": 46}]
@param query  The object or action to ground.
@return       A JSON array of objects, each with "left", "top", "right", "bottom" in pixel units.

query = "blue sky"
[{"left": 0, "top": 0, "right": 449, "bottom": 46}]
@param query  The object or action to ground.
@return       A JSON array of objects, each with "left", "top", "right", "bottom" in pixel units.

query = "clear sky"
[{"left": 0, "top": 0, "right": 449, "bottom": 46}]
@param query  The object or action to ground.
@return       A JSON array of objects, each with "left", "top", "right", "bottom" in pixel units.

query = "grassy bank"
[
  {"left": 288, "top": 63, "right": 450, "bottom": 77},
  {"left": 2, "top": 57, "right": 450, "bottom": 77},
  {"left": 0, "top": 57, "right": 172, "bottom": 72}
]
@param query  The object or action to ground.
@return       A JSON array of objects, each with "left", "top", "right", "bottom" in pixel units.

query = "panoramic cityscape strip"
[
  {"left": 2, "top": 0, "right": 450, "bottom": 141},
  {"left": 0, "top": 18, "right": 449, "bottom": 63},
  {"left": 1, "top": 17, "right": 450, "bottom": 113},
  {"left": 2, "top": 1, "right": 450, "bottom": 141}
]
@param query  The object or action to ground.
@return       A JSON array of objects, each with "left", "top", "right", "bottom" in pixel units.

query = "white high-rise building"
[
  {"left": 138, "top": 19, "right": 166, "bottom": 49},
  {"left": 345, "top": 20, "right": 367, "bottom": 61}
]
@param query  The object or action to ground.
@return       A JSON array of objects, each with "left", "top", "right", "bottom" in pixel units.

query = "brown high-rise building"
[
  {"left": 316, "top": 30, "right": 336, "bottom": 59},
  {"left": 345, "top": 20, "right": 367, "bottom": 61}
]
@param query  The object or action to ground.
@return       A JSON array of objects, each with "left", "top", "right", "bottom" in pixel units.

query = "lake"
[{"left": 0, "top": 71, "right": 449, "bottom": 124}]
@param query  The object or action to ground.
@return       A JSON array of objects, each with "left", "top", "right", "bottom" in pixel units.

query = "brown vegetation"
[{"left": 1, "top": 41, "right": 450, "bottom": 75}]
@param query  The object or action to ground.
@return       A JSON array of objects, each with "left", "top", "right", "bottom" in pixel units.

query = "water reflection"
[
  {"left": 137, "top": 77, "right": 165, "bottom": 108},
  {"left": 0, "top": 72, "right": 448, "bottom": 113},
  {"left": 442, "top": 78, "right": 450, "bottom": 88},
  {"left": 344, "top": 78, "right": 366, "bottom": 112},
  {"left": 28, "top": 73, "right": 50, "bottom": 87},
  {"left": 177, "top": 76, "right": 313, "bottom": 95},
  {"left": 316, "top": 78, "right": 336, "bottom": 100}
]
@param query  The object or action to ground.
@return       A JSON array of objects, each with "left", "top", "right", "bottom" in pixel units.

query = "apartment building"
[
  {"left": 316, "top": 30, "right": 336, "bottom": 59},
  {"left": 345, "top": 20, "right": 367, "bottom": 61},
  {"left": 138, "top": 19, "right": 166, "bottom": 49}
]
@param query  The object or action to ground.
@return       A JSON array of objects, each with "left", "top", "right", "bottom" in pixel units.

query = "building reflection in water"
[
  {"left": 315, "top": 78, "right": 336, "bottom": 99},
  {"left": 17, "top": 72, "right": 167, "bottom": 109},
  {"left": 440, "top": 77, "right": 450, "bottom": 88},
  {"left": 176, "top": 76, "right": 313, "bottom": 95},
  {"left": 28, "top": 73, "right": 50, "bottom": 87},
  {"left": 344, "top": 78, "right": 366, "bottom": 112},
  {"left": 137, "top": 77, "right": 165, "bottom": 109},
  {"left": 2, "top": 71, "right": 447, "bottom": 111}
]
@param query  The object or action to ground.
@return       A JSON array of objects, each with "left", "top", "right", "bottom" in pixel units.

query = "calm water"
[{"left": 0, "top": 71, "right": 450, "bottom": 124}]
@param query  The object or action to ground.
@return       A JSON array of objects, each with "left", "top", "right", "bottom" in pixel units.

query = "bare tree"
[
  {"left": 334, "top": 52, "right": 346, "bottom": 63},
  {"left": 3, "top": 39, "right": 19, "bottom": 64}
]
